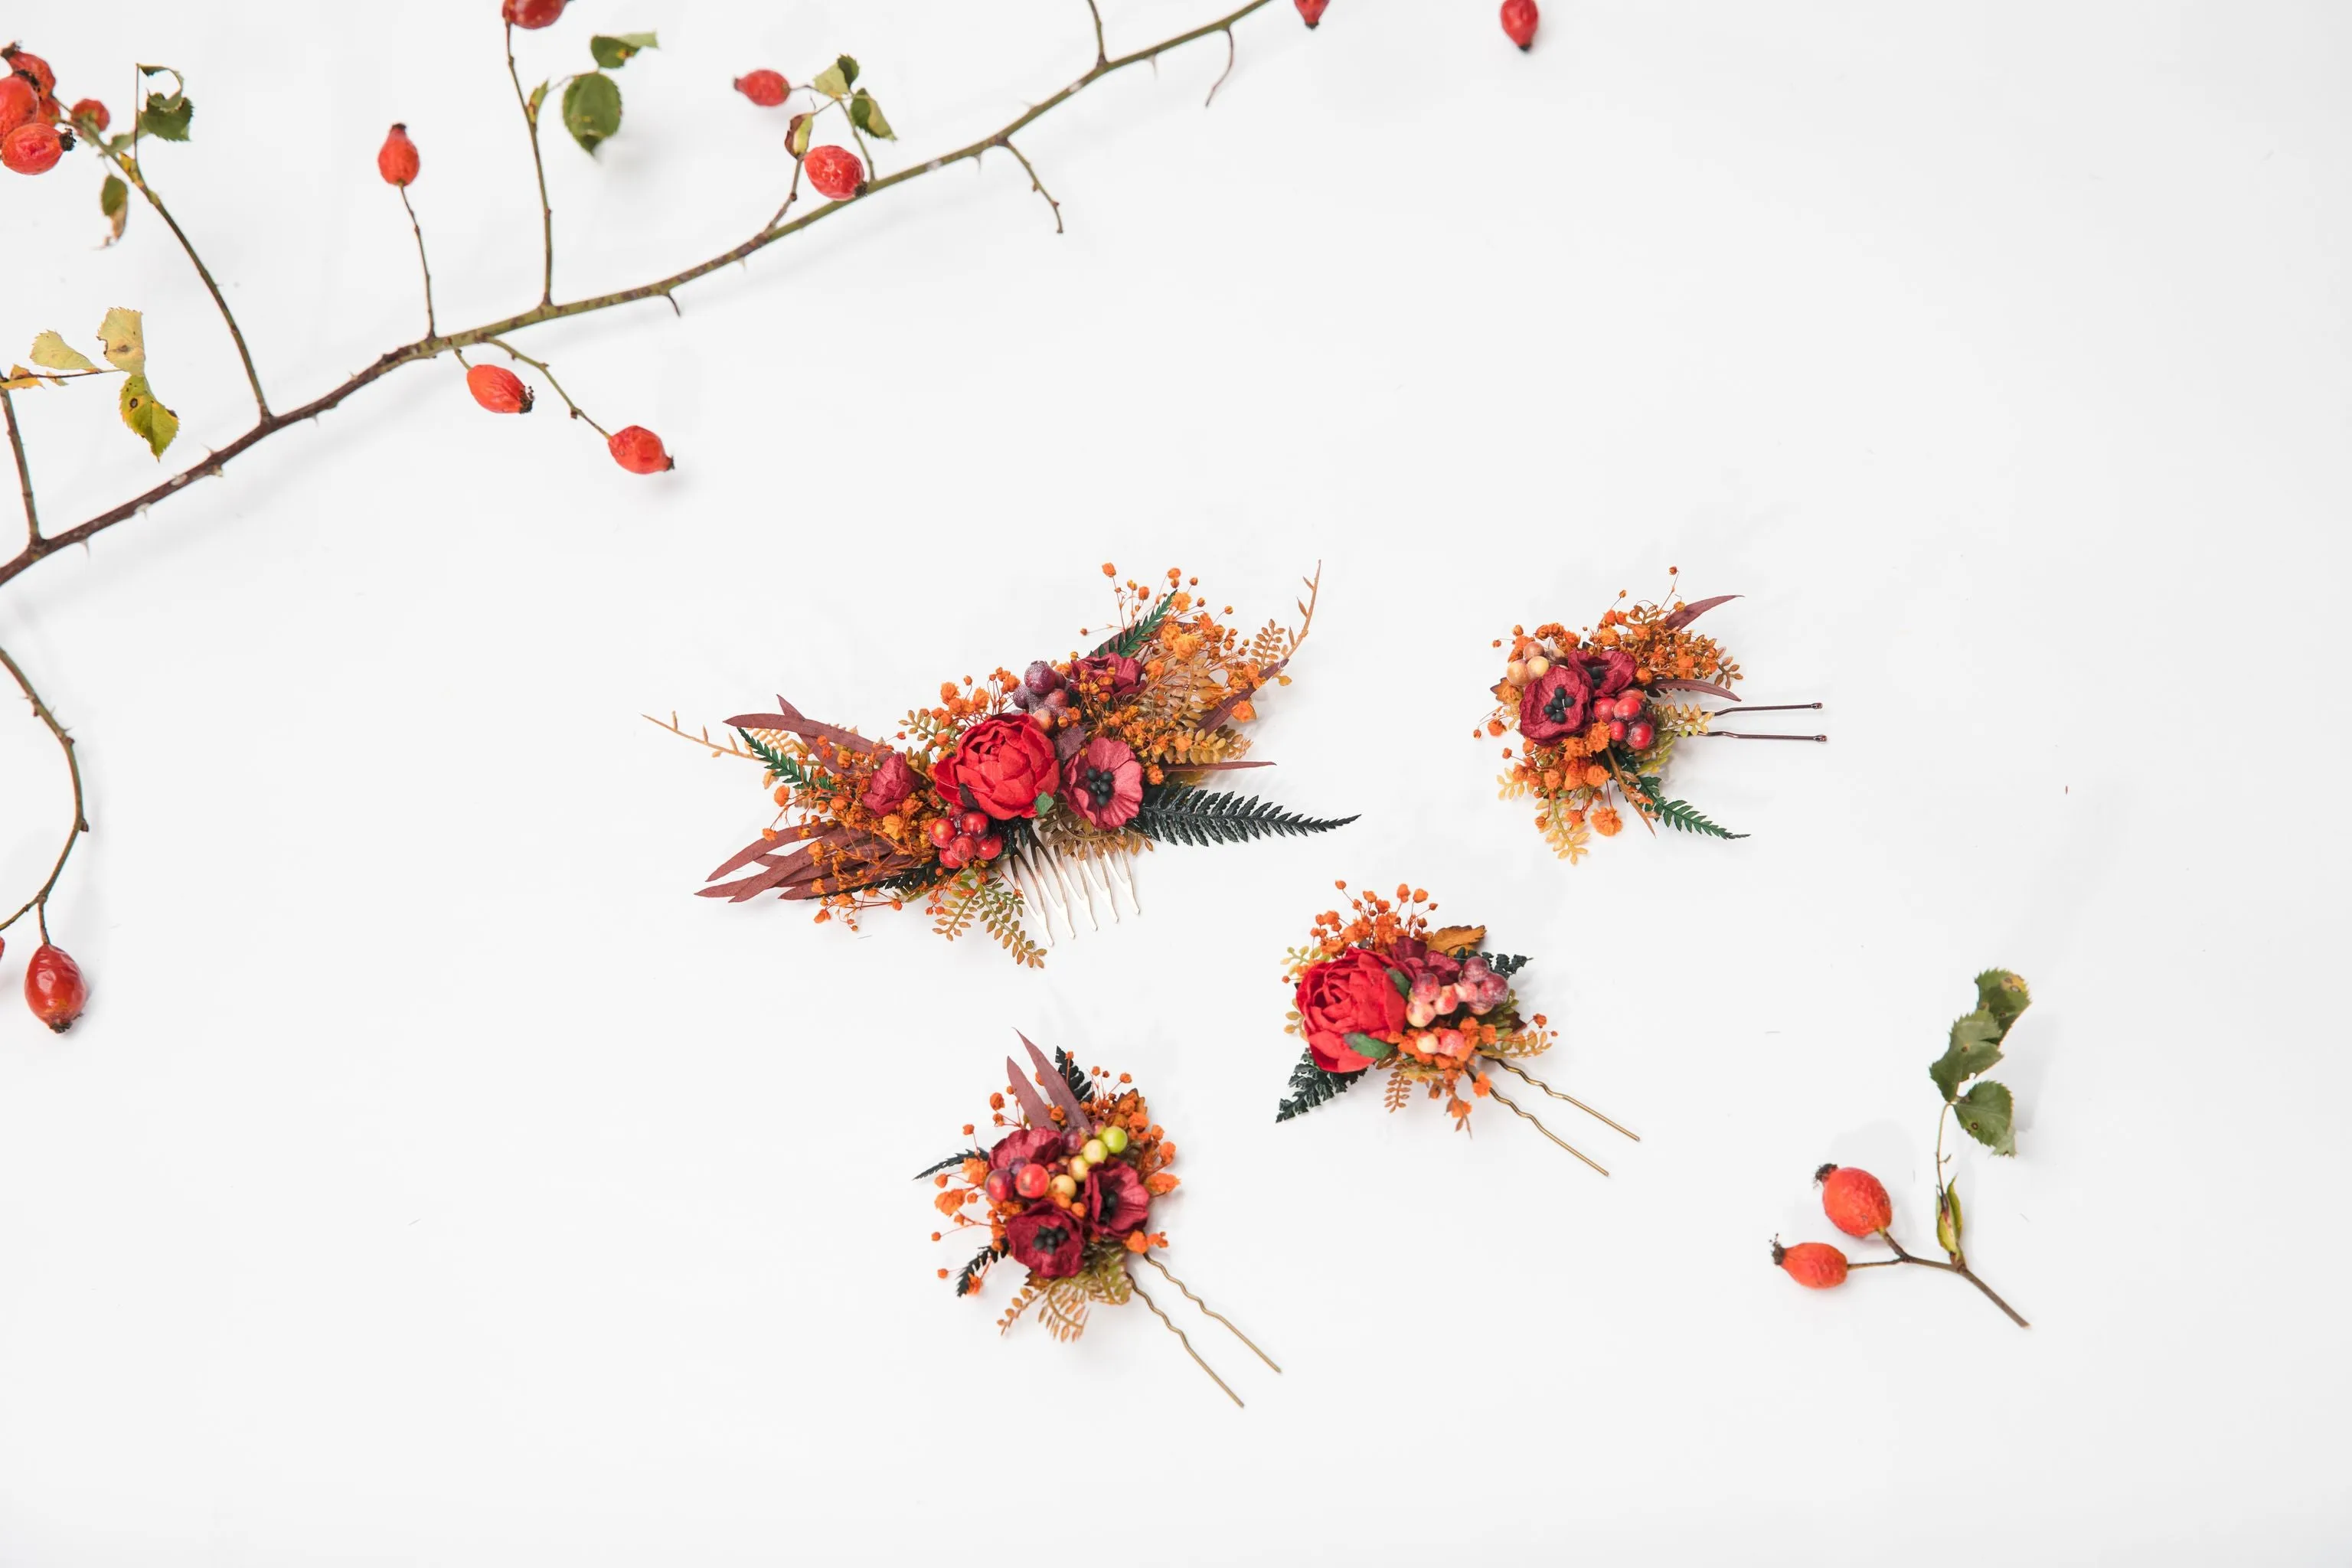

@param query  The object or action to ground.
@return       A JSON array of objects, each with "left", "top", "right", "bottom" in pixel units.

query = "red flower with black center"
[
  {"left": 988, "top": 1126, "right": 1063, "bottom": 1171},
  {"left": 1006, "top": 1205, "right": 1086, "bottom": 1278},
  {"left": 1517, "top": 662, "right": 1592, "bottom": 743},
  {"left": 1086, "top": 1161, "right": 1152, "bottom": 1236},
  {"left": 1063, "top": 736, "right": 1144, "bottom": 830}
]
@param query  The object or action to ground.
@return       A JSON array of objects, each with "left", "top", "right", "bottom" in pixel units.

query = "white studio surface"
[{"left": 2, "top": 1, "right": 2347, "bottom": 1563}]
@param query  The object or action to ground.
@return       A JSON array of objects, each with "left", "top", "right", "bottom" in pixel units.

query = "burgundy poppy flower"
[
  {"left": 861, "top": 751, "right": 916, "bottom": 815},
  {"left": 1063, "top": 736, "right": 1145, "bottom": 831},
  {"left": 1006, "top": 1205, "right": 1087, "bottom": 1278},
  {"left": 988, "top": 1126, "right": 1063, "bottom": 1171},
  {"left": 1581, "top": 648, "right": 1636, "bottom": 701},
  {"left": 1086, "top": 1161, "right": 1152, "bottom": 1236},
  {"left": 1518, "top": 662, "right": 1594, "bottom": 743}
]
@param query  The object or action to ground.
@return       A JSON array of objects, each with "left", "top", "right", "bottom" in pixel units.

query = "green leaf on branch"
[
  {"left": 849, "top": 87, "right": 896, "bottom": 139},
  {"left": 118, "top": 374, "right": 178, "bottom": 459},
  {"left": 562, "top": 71, "right": 623, "bottom": 155},
  {"left": 589, "top": 32, "right": 658, "bottom": 69},
  {"left": 1929, "top": 1011, "right": 2005, "bottom": 1102},
  {"left": 30, "top": 332, "right": 97, "bottom": 373},
  {"left": 812, "top": 55, "right": 860, "bottom": 98},
  {"left": 97, "top": 308, "right": 148, "bottom": 374},
  {"left": 1975, "top": 969, "right": 2031, "bottom": 1032},
  {"left": 1936, "top": 1179, "right": 1965, "bottom": 1259},
  {"left": 1954, "top": 1080, "right": 2015, "bottom": 1155},
  {"left": 526, "top": 80, "right": 550, "bottom": 126},
  {"left": 1343, "top": 1031, "right": 1394, "bottom": 1061},
  {"left": 100, "top": 174, "right": 129, "bottom": 246},
  {"left": 786, "top": 113, "right": 813, "bottom": 158},
  {"left": 135, "top": 67, "right": 195, "bottom": 142}
]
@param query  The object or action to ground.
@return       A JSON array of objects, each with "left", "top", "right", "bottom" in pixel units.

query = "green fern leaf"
[
  {"left": 954, "top": 1241, "right": 1007, "bottom": 1297},
  {"left": 1274, "top": 1046, "right": 1365, "bottom": 1122},
  {"left": 912, "top": 1148, "right": 988, "bottom": 1180},
  {"left": 1090, "top": 588, "right": 1177, "bottom": 659},
  {"left": 1132, "top": 786, "right": 1357, "bottom": 848}
]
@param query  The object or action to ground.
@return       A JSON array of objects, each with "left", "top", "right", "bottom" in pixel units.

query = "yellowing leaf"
[
  {"left": 99, "top": 308, "right": 147, "bottom": 374},
  {"left": 31, "top": 331, "right": 98, "bottom": 373},
  {"left": 100, "top": 174, "right": 129, "bottom": 247},
  {"left": 4, "top": 366, "right": 51, "bottom": 391},
  {"left": 119, "top": 374, "right": 178, "bottom": 459}
]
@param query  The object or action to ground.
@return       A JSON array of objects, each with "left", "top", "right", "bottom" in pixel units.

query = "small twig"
[
  {"left": 642, "top": 710, "right": 763, "bottom": 761},
  {"left": 1085, "top": 0, "right": 1110, "bottom": 64},
  {"left": 1204, "top": 28, "right": 1236, "bottom": 106},
  {"left": 765, "top": 155, "right": 806, "bottom": 232},
  {"left": 1141, "top": 1253, "right": 1279, "bottom": 1373},
  {"left": 1129, "top": 1269, "right": 1243, "bottom": 1407},
  {"left": 0, "top": 645, "right": 90, "bottom": 942},
  {"left": 1880, "top": 1233, "right": 2030, "bottom": 1328},
  {"left": 1, "top": 387, "right": 38, "bottom": 545},
  {"left": 108, "top": 154, "right": 270, "bottom": 417},
  {"left": 483, "top": 337, "right": 609, "bottom": 438},
  {"left": 505, "top": 22, "right": 557, "bottom": 307},
  {"left": 999, "top": 139, "right": 1063, "bottom": 234},
  {"left": 397, "top": 185, "right": 437, "bottom": 337}
]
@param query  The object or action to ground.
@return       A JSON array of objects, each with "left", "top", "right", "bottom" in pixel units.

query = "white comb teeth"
[{"left": 1005, "top": 841, "right": 1142, "bottom": 945}]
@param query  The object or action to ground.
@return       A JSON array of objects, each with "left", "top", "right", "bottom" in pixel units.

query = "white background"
[{"left": 2, "top": 0, "right": 2347, "bottom": 1562}]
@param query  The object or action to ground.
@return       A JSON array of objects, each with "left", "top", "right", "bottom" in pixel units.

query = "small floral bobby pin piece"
[
  {"left": 917, "top": 1034, "right": 1280, "bottom": 1407},
  {"left": 654, "top": 565, "right": 1354, "bottom": 965},
  {"left": 1481, "top": 575, "right": 1824, "bottom": 862},
  {"left": 1276, "top": 882, "right": 1638, "bottom": 1173}
]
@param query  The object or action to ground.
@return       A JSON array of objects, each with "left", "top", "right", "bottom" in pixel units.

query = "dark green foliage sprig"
[
  {"left": 913, "top": 1148, "right": 988, "bottom": 1180},
  {"left": 1478, "top": 952, "right": 1531, "bottom": 978},
  {"left": 1931, "top": 969, "right": 2032, "bottom": 1156},
  {"left": 1132, "top": 786, "right": 1357, "bottom": 848},
  {"left": 1645, "top": 797, "right": 1746, "bottom": 840},
  {"left": 954, "top": 1241, "right": 1007, "bottom": 1298},
  {"left": 1274, "top": 1047, "right": 1364, "bottom": 1122},
  {"left": 1610, "top": 750, "right": 1745, "bottom": 840},
  {"left": 1053, "top": 1047, "right": 1094, "bottom": 1103},
  {"left": 736, "top": 727, "right": 828, "bottom": 792},
  {"left": 1090, "top": 588, "right": 1177, "bottom": 659}
]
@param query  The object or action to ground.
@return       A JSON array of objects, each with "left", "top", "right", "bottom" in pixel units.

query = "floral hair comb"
[
  {"left": 917, "top": 1035, "right": 1280, "bottom": 1406},
  {"left": 1481, "top": 576, "right": 1824, "bottom": 862},
  {"left": 1276, "top": 882, "right": 1638, "bottom": 1173},
  {"left": 655, "top": 565, "right": 1354, "bottom": 965}
]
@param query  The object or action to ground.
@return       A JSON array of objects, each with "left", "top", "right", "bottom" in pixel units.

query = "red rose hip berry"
[
  {"left": 1816, "top": 1164, "right": 1894, "bottom": 1237},
  {"left": 608, "top": 425, "right": 673, "bottom": 474},
  {"left": 735, "top": 70, "right": 788, "bottom": 107},
  {"left": 804, "top": 144, "right": 864, "bottom": 201},
  {"left": 1772, "top": 1240, "right": 1847, "bottom": 1289},
  {"left": 3, "top": 45, "right": 57, "bottom": 98},
  {"left": 377, "top": 123, "right": 420, "bottom": 187},
  {"left": 1501, "top": 0, "right": 1540, "bottom": 50},
  {"left": 466, "top": 364, "right": 534, "bottom": 413},
  {"left": 501, "top": 0, "right": 568, "bottom": 28},
  {"left": 1295, "top": 0, "right": 1331, "bottom": 25},
  {"left": 0, "top": 74, "right": 35, "bottom": 136},
  {"left": 2, "top": 120, "right": 63, "bottom": 175},
  {"left": 70, "top": 98, "right": 108, "bottom": 132},
  {"left": 24, "top": 942, "right": 87, "bottom": 1032}
]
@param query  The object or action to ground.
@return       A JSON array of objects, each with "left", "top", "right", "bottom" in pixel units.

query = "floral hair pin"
[
  {"left": 1481, "top": 576, "right": 1824, "bottom": 862},
  {"left": 917, "top": 1035, "right": 1280, "bottom": 1406},
  {"left": 1276, "top": 882, "right": 1638, "bottom": 1173},
  {"left": 656, "top": 565, "right": 1354, "bottom": 965}
]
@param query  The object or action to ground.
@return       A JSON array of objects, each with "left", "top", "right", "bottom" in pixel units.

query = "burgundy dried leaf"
[
  {"left": 1651, "top": 677, "right": 1742, "bottom": 701},
  {"left": 1018, "top": 1031, "right": 1093, "bottom": 1135},
  {"left": 1183, "top": 760, "right": 1274, "bottom": 773},
  {"left": 706, "top": 823, "right": 837, "bottom": 881},
  {"left": 1661, "top": 593, "right": 1741, "bottom": 631},
  {"left": 1200, "top": 659, "right": 1286, "bottom": 731},
  {"left": 1003, "top": 1056, "right": 1058, "bottom": 1129}
]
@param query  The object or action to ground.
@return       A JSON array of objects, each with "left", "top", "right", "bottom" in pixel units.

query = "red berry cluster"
[
  {"left": 926, "top": 808, "right": 1006, "bottom": 872},
  {"left": 2, "top": 44, "right": 90, "bottom": 177},
  {"left": 1, "top": 934, "right": 88, "bottom": 1034},
  {"left": 1772, "top": 1165, "right": 1893, "bottom": 1288},
  {"left": 1596, "top": 686, "right": 1655, "bottom": 752}
]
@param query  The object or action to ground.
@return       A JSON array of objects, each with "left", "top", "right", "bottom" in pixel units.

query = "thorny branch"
[
  {"left": 0, "top": 645, "right": 89, "bottom": 945},
  {"left": 0, "top": 0, "right": 1277, "bottom": 594},
  {"left": 505, "top": 21, "right": 557, "bottom": 308},
  {"left": 106, "top": 150, "right": 271, "bottom": 419}
]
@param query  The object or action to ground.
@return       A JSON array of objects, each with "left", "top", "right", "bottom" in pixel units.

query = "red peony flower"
[
  {"left": 988, "top": 1126, "right": 1063, "bottom": 1171},
  {"left": 1086, "top": 1161, "right": 1153, "bottom": 1236},
  {"left": 861, "top": 751, "right": 917, "bottom": 815},
  {"left": 1006, "top": 1204, "right": 1087, "bottom": 1278},
  {"left": 1063, "top": 736, "right": 1145, "bottom": 830},
  {"left": 1518, "top": 662, "right": 1593, "bottom": 743},
  {"left": 1073, "top": 653, "right": 1143, "bottom": 697},
  {"left": 1295, "top": 946, "right": 1409, "bottom": 1073},
  {"left": 933, "top": 714, "right": 1060, "bottom": 820},
  {"left": 1581, "top": 648, "right": 1636, "bottom": 701}
]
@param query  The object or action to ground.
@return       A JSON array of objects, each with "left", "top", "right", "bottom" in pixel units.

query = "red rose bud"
[
  {"left": 1295, "top": 947, "right": 1410, "bottom": 1073},
  {"left": 861, "top": 751, "right": 917, "bottom": 815},
  {"left": 0, "top": 75, "right": 36, "bottom": 136},
  {"left": 805, "top": 144, "right": 864, "bottom": 201},
  {"left": 930, "top": 714, "right": 1060, "bottom": 821},
  {"left": 734, "top": 69, "right": 789, "bottom": 106},
  {"left": 377, "top": 122, "right": 420, "bottom": 186},
  {"left": 1816, "top": 1165, "right": 1894, "bottom": 1238},
  {"left": 70, "top": 98, "right": 107, "bottom": 132},
  {"left": 1772, "top": 1240, "right": 1847, "bottom": 1289},
  {"left": 1295, "top": 0, "right": 1331, "bottom": 26},
  {"left": 466, "top": 364, "right": 534, "bottom": 413},
  {"left": 24, "top": 942, "right": 87, "bottom": 1032},
  {"left": 1, "top": 121, "right": 62, "bottom": 175},
  {"left": 501, "top": 0, "right": 568, "bottom": 28},
  {"left": 1501, "top": 0, "right": 1540, "bottom": 50},
  {"left": 608, "top": 425, "right": 673, "bottom": 474}
]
